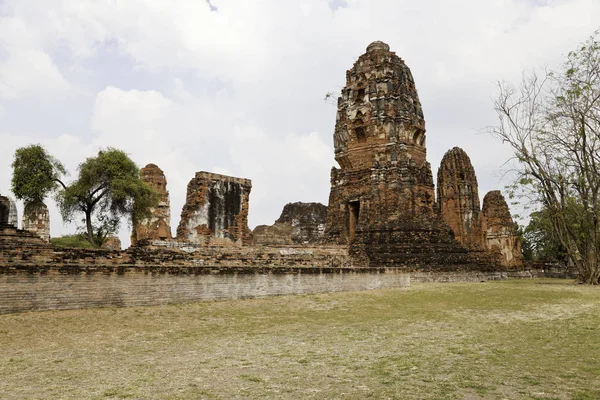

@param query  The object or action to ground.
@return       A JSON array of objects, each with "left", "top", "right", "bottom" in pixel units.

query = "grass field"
[{"left": 1, "top": 279, "right": 599, "bottom": 399}]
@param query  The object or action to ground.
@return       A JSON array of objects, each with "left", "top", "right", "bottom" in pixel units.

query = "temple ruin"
[
  {"left": 437, "top": 147, "right": 484, "bottom": 249},
  {"left": 131, "top": 163, "right": 173, "bottom": 245},
  {"left": 324, "top": 41, "right": 501, "bottom": 269},
  {"left": 482, "top": 190, "right": 522, "bottom": 267},
  {"left": 253, "top": 202, "right": 327, "bottom": 245},
  {"left": 0, "top": 40, "right": 532, "bottom": 314},
  {"left": 22, "top": 203, "right": 50, "bottom": 243},
  {"left": 177, "top": 172, "right": 252, "bottom": 246}
]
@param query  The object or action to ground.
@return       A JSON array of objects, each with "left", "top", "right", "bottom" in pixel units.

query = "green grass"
[
  {"left": 51, "top": 234, "right": 95, "bottom": 249},
  {"left": 1, "top": 279, "right": 599, "bottom": 399}
]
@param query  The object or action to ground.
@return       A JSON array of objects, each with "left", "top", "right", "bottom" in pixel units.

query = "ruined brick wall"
[
  {"left": 101, "top": 235, "right": 122, "bottom": 250},
  {"left": 22, "top": 202, "right": 50, "bottom": 243},
  {"left": 176, "top": 172, "right": 251, "bottom": 246},
  {"left": 131, "top": 164, "right": 172, "bottom": 245},
  {"left": 254, "top": 202, "right": 327, "bottom": 245},
  {"left": 437, "top": 147, "right": 484, "bottom": 249},
  {"left": 0, "top": 266, "right": 409, "bottom": 314},
  {"left": 7, "top": 197, "right": 18, "bottom": 227},
  {"left": 0, "top": 196, "right": 9, "bottom": 226},
  {"left": 0, "top": 223, "right": 534, "bottom": 314},
  {"left": 323, "top": 41, "right": 497, "bottom": 270},
  {"left": 0, "top": 226, "right": 54, "bottom": 265},
  {"left": 482, "top": 190, "right": 522, "bottom": 267},
  {"left": 252, "top": 223, "right": 293, "bottom": 245}
]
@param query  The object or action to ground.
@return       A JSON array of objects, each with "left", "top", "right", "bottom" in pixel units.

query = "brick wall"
[{"left": 0, "top": 266, "right": 410, "bottom": 314}]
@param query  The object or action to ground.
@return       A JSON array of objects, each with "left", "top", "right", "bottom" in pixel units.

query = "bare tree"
[{"left": 491, "top": 30, "right": 600, "bottom": 284}]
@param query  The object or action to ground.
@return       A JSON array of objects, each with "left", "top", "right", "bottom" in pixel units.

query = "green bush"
[{"left": 51, "top": 234, "right": 94, "bottom": 249}]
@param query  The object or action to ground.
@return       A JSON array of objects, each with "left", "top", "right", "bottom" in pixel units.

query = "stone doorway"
[{"left": 348, "top": 200, "right": 360, "bottom": 241}]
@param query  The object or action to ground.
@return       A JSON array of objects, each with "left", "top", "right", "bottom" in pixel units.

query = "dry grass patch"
[{"left": 1, "top": 279, "right": 599, "bottom": 399}]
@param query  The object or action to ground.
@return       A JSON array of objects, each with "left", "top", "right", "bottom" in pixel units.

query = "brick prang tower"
[{"left": 325, "top": 41, "right": 491, "bottom": 269}]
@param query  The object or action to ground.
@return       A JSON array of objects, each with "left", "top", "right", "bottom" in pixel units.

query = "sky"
[{"left": 1, "top": 0, "right": 599, "bottom": 247}]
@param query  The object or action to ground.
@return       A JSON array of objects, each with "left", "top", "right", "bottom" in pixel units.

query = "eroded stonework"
[
  {"left": 7, "top": 197, "right": 18, "bottom": 227},
  {"left": 102, "top": 235, "right": 122, "bottom": 250},
  {"left": 131, "top": 164, "right": 172, "bottom": 245},
  {"left": 277, "top": 202, "right": 327, "bottom": 244},
  {"left": 0, "top": 196, "right": 10, "bottom": 226},
  {"left": 324, "top": 41, "right": 495, "bottom": 269},
  {"left": 22, "top": 203, "right": 50, "bottom": 243},
  {"left": 252, "top": 223, "right": 293, "bottom": 246},
  {"left": 437, "top": 147, "right": 484, "bottom": 249},
  {"left": 253, "top": 202, "right": 327, "bottom": 245},
  {"left": 177, "top": 172, "right": 251, "bottom": 246},
  {"left": 482, "top": 190, "right": 522, "bottom": 267}
]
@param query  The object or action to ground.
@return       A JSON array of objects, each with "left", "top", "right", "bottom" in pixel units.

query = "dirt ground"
[{"left": 1, "top": 279, "right": 599, "bottom": 399}]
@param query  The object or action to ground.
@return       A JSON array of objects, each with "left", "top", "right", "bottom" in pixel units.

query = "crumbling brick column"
[
  {"left": 482, "top": 190, "right": 522, "bottom": 267},
  {"left": 177, "top": 172, "right": 251, "bottom": 246},
  {"left": 22, "top": 203, "right": 50, "bottom": 243},
  {"left": 437, "top": 147, "right": 484, "bottom": 249},
  {"left": 131, "top": 164, "right": 173, "bottom": 245}
]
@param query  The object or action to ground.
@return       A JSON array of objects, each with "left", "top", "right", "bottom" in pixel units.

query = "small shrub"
[{"left": 51, "top": 234, "right": 94, "bottom": 249}]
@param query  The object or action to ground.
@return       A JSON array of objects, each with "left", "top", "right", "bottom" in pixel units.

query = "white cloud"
[
  {"left": 0, "top": 50, "right": 69, "bottom": 100},
  {"left": 0, "top": 14, "right": 70, "bottom": 100},
  {"left": 229, "top": 124, "right": 332, "bottom": 227}
]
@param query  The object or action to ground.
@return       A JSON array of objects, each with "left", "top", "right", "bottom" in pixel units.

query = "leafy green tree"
[
  {"left": 56, "top": 148, "right": 158, "bottom": 247},
  {"left": 522, "top": 208, "right": 568, "bottom": 262},
  {"left": 492, "top": 30, "right": 600, "bottom": 284},
  {"left": 11, "top": 144, "right": 66, "bottom": 217}
]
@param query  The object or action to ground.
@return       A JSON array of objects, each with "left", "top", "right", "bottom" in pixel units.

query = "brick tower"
[{"left": 325, "top": 41, "right": 488, "bottom": 269}]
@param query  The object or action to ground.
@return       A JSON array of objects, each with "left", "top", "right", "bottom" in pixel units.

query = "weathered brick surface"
[
  {"left": 0, "top": 196, "right": 10, "bottom": 226},
  {"left": 324, "top": 41, "right": 499, "bottom": 270},
  {"left": 101, "top": 235, "right": 122, "bottom": 250},
  {"left": 177, "top": 172, "right": 252, "bottom": 246},
  {"left": 0, "top": 226, "right": 54, "bottom": 265},
  {"left": 0, "top": 261, "right": 412, "bottom": 314},
  {"left": 254, "top": 202, "right": 327, "bottom": 245},
  {"left": 277, "top": 202, "right": 327, "bottom": 243},
  {"left": 482, "top": 190, "right": 522, "bottom": 267},
  {"left": 437, "top": 147, "right": 484, "bottom": 249},
  {"left": 7, "top": 196, "right": 18, "bottom": 227},
  {"left": 131, "top": 164, "right": 173, "bottom": 244},
  {"left": 22, "top": 202, "right": 50, "bottom": 243},
  {"left": 253, "top": 223, "right": 293, "bottom": 245}
]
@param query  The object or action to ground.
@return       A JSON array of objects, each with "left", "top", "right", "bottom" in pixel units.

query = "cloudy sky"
[{"left": 1, "top": 0, "right": 598, "bottom": 246}]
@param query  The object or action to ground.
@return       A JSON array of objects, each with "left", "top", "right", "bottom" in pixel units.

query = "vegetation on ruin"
[
  {"left": 56, "top": 148, "right": 159, "bottom": 247},
  {"left": 492, "top": 30, "right": 600, "bottom": 284},
  {"left": 11, "top": 146, "right": 158, "bottom": 247},
  {"left": 50, "top": 234, "right": 95, "bottom": 249},
  {"left": 1, "top": 280, "right": 598, "bottom": 399},
  {"left": 11, "top": 144, "right": 66, "bottom": 219}
]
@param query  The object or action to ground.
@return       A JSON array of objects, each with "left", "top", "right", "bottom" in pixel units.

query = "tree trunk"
[{"left": 85, "top": 208, "right": 96, "bottom": 247}]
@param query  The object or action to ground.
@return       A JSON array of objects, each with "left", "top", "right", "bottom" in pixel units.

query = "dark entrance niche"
[
  {"left": 355, "top": 126, "right": 366, "bottom": 143},
  {"left": 348, "top": 200, "right": 360, "bottom": 241},
  {"left": 0, "top": 196, "right": 9, "bottom": 226},
  {"left": 356, "top": 88, "right": 365, "bottom": 103}
]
